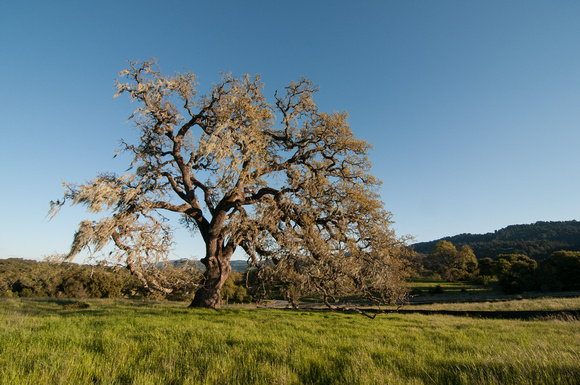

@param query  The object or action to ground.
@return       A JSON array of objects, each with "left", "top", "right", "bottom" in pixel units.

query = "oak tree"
[
  {"left": 431, "top": 241, "right": 478, "bottom": 281},
  {"left": 50, "top": 59, "right": 409, "bottom": 309}
]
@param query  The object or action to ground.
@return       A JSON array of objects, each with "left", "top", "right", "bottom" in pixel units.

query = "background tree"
[
  {"left": 495, "top": 254, "right": 538, "bottom": 294},
  {"left": 430, "top": 241, "right": 478, "bottom": 281},
  {"left": 477, "top": 257, "right": 495, "bottom": 277},
  {"left": 50, "top": 59, "right": 409, "bottom": 310},
  {"left": 538, "top": 250, "right": 580, "bottom": 291},
  {"left": 220, "top": 272, "right": 252, "bottom": 305}
]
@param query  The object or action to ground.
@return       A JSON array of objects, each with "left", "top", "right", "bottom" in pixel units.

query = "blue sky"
[{"left": 1, "top": 1, "right": 579, "bottom": 262}]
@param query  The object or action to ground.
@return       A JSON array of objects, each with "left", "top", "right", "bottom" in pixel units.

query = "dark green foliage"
[
  {"left": 538, "top": 251, "right": 580, "bottom": 291},
  {"left": 472, "top": 275, "right": 492, "bottom": 285},
  {"left": 477, "top": 257, "right": 495, "bottom": 277},
  {"left": 495, "top": 254, "right": 538, "bottom": 294},
  {"left": 59, "top": 272, "right": 89, "bottom": 298},
  {"left": 409, "top": 288, "right": 423, "bottom": 296},
  {"left": 412, "top": 220, "right": 580, "bottom": 262},
  {"left": 0, "top": 258, "right": 152, "bottom": 299},
  {"left": 88, "top": 270, "right": 124, "bottom": 298},
  {"left": 2, "top": 259, "right": 60, "bottom": 298},
  {"left": 428, "top": 285, "right": 444, "bottom": 294},
  {"left": 57, "top": 265, "right": 128, "bottom": 299},
  {"left": 0, "top": 258, "right": 215, "bottom": 301}
]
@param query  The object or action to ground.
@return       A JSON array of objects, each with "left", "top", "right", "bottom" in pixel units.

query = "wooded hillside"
[{"left": 412, "top": 220, "right": 580, "bottom": 261}]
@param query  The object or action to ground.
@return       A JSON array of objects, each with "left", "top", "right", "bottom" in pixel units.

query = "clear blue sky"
[{"left": 1, "top": 1, "right": 579, "bottom": 262}]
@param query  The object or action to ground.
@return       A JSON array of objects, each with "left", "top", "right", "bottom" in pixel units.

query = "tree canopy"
[
  {"left": 430, "top": 241, "right": 478, "bottom": 281},
  {"left": 51, "top": 59, "right": 409, "bottom": 309}
]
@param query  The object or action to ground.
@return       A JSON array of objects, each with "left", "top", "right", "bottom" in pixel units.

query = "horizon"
[
  {"left": 1, "top": 1, "right": 579, "bottom": 262},
  {"left": 2, "top": 219, "right": 577, "bottom": 263}
]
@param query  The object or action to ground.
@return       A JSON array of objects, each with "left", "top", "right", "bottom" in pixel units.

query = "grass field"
[{"left": 1, "top": 298, "right": 579, "bottom": 384}]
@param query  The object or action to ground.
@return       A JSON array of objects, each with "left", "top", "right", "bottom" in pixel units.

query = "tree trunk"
[
  {"left": 189, "top": 251, "right": 232, "bottom": 309},
  {"left": 189, "top": 284, "right": 222, "bottom": 309}
]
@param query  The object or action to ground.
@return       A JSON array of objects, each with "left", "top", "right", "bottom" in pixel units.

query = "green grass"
[{"left": 1, "top": 298, "right": 579, "bottom": 384}]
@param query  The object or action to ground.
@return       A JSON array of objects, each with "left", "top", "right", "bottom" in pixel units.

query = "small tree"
[{"left": 51, "top": 59, "right": 409, "bottom": 310}]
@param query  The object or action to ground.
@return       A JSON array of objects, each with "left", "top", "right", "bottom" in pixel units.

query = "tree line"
[
  {"left": 0, "top": 258, "right": 252, "bottom": 303},
  {"left": 3, "top": 243, "right": 578, "bottom": 301},
  {"left": 478, "top": 251, "right": 580, "bottom": 294},
  {"left": 409, "top": 240, "right": 580, "bottom": 294}
]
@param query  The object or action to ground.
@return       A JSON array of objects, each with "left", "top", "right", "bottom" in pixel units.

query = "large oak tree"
[{"left": 51, "top": 59, "right": 409, "bottom": 309}]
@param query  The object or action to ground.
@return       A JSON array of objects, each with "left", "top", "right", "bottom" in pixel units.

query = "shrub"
[
  {"left": 410, "top": 288, "right": 423, "bottom": 296},
  {"left": 472, "top": 275, "right": 492, "bottom": 286},
  {"left": 428, "top": 285, "right": 444, "bottom": 294},
  {"left": 87, "top": 270, "right": 124, "bottom": 298}
]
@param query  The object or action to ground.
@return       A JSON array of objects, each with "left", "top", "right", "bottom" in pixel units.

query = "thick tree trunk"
[
  {"left": 189, "top": 284, "right": 222, "bottom": 309},
  {"left": 189, "top": 251, "right": 232, "bottom": 309},
  {"left": 189, "top": 206, "right": 235, "bottom": 309}
]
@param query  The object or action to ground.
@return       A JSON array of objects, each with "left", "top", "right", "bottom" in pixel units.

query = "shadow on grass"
[
  {"left": 365, "top": 308, "right": 580, "bottom": 320},
  {"left": 0, "top": 298, "right": 197, "bottom": 319},
  {"left": 421, "top": 360, "right": 580, "bottom": 385},
  {"left": 274, "top": 306, "right": 580, "bottom": 320}
]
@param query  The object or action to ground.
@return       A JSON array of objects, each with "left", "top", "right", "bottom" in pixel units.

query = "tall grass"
[{"left": 0, "top": 298, "right": 578, "bottom": 384}]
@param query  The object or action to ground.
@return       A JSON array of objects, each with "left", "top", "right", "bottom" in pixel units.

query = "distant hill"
[
  {"left": 163, "top": 259, "right": 249, "bottom": 272},
  {"left": 411, "top": 220, "right": 580, "bottom": 261},
  {"left": 230, "top": 260, "right": 249, "bottom": 272}
]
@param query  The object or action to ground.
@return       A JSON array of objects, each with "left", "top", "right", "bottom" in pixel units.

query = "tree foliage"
[
  {"left": 428, "top": 241, "right": 478, "bottom": 281},
  {"left": 495, "top": 254, "right": 538, "bottom": 294},
  {"left": 538, "top": 251, "right": 580, "bottom": 291},
  {"left": 0, "top": 258, "right": 142, "bottom": 299},
  {"left": 50, "top": 59, "right": 409, "bottom": 309},
  {"left": 220, "top": 272, "right": 252, "bottom": 304}
]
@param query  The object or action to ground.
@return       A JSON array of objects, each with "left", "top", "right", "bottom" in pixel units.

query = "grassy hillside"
[
  {"left": 412, "top": 220, "right": 580, "bottom": 261},
  {"left": 1, "top": 298, "right": 578, "bottom": 384}
]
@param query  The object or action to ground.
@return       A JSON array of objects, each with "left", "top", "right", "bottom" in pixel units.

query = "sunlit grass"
[{"left": 1, "top": 298, "right": 579, "bottom": 384}]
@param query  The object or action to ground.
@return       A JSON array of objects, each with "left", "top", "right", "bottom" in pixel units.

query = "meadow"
[{"left": 1, "top": 297, "right": 579, "bottom": 384}]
